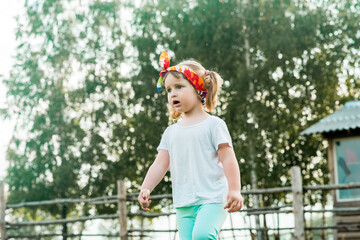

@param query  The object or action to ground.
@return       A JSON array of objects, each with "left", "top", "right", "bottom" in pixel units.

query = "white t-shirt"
[{"left": 157, "top": 116, "right": 233, "bottom": 208}]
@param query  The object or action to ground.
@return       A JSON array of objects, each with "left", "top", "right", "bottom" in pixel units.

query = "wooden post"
[
  {"left": 290, "top": 166, "right": 305, "bottom": 240},
  {"left": 61, "top": 204, "right": 67, "bottom": 240},
  {"left": 229, "top": 213, "right": 236, "bottom": 240},
  {"left": 327, "top": 139, "right": 339, "bottom": 240},
  {"left": 117, "top": 180, "right": 127, "bottom": 240},
  {"left": 140, "top": 215, "right": 144, "bottom": 240},
  {"left": 0, "top": 182, "right": 7, "bottom": 240}
]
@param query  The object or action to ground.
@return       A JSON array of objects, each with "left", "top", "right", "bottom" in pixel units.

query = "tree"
[
  {"left": 3, "top": 0, "right": 132, "bottom": 236},
  {"left": 2, "top": 0, "right": 360, "bottom": 237},
  {"left": 129, "top": 2, "right": 360, "bottom": 237},
  {"left": 130, "top": 0, "right": 360, "bottom": 199}
]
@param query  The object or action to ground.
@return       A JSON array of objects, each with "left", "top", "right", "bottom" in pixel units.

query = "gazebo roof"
[{"left": 301, "top": 100, "right": 360, "bottom": 135}]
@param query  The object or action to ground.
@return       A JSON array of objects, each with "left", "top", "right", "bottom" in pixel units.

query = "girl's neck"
[{"left": 180, "top": 108, "right": 209, "bottom": 126}]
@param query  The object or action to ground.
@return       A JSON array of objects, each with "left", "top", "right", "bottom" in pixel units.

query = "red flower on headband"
[{"left": 159, "top": 51, "right": 170, "bottom": 70}]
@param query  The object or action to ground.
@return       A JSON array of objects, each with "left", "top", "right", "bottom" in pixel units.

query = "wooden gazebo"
[{"left": 301, "top": 100, "right": 360, "bottom": 239}]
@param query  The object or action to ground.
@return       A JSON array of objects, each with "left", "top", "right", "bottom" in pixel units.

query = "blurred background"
[{"left": 1, "top": 0, "right": 359, "bottom": 239}]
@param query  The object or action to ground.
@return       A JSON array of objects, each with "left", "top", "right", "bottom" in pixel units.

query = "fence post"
[
  {"left": 118, "top": 180, "right": 127, "bottom": 240},
  {"left": 290, "top": 166, "right": 305, "bottom": 240},
  {"left": 0, "top": 182, "right": 7, "bottom": 240}
]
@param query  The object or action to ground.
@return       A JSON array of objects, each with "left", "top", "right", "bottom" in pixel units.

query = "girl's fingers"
[
  {"left": 228, "top": 202, "right": 236, "bottom": 212},
  {"left": 138, "top": 190, "right": 151, "bottom": 211},
  {"left": 140, "top": 199, "right": 152, "bottom": 211},
  {"left": 141, "top": 205, "right": 150, "bottom": 211},
  {"left": 224, "top": 200, "right": 231, "bottom": 209},
  {"left": 235, "top": 201, "right": 241, "bottom": 211},
  {"left": 228, "top": 200, "right": 242, "bottom": 212},
  {"left": 141, "top": 203, "right": 150, "bottom": 211},
  {"left": 144, "top": 200, "right": 152, "bottom": 207}
]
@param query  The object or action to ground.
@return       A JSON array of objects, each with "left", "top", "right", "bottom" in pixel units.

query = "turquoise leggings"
[{"left": 176, "top": 203, "right": 228, "bottom": 240}]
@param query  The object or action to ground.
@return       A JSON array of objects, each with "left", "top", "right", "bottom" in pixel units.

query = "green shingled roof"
[{"left": 301, "top": 101, "right": 360, "bottom": 135}]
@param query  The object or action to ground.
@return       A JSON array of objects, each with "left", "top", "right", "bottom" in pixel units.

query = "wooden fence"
[{"left": 1, "top": 166, "right": 360, "bottom": 240}]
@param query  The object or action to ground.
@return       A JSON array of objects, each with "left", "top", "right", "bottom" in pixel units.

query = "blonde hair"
[{"left": 163, "top": 60, "right": 223, "bottom": 120}]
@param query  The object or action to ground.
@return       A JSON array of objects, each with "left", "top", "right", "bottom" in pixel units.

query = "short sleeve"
[
  {"left": 212, "top": 118, "right": 233, "bottom": 150},
  {"left": 157, "top": 127, "right": 169, "bottom": 151}
]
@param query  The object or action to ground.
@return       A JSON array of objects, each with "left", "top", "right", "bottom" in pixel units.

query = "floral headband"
[{"left": 157, "top": 51, "right": 208, "bottom": 103}]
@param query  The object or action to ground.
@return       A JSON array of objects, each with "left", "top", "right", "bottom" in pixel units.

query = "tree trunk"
[{"left": 244, "top": 27, "right": 262, "bottom": 240}]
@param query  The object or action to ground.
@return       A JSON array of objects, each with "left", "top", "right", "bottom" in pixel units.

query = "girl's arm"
[
  {"left": 138, "top": 149, "right": 170, "bottom": 211},
  {"left": 218, "top": 143, "right": 243, "bottom": 213}
]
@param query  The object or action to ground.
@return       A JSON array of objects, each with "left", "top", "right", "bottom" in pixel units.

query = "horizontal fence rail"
[
  {"left": 303, "top": 183, "right": 360, "bottom": 191},
  {"left": 1, "top": 167, "right": 360, "bottom": 240},
  {"left": 6, "top": 183, "right": 360, "bottom": 209}
]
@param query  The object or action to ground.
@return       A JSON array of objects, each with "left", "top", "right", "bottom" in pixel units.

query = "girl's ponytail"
[{"left": 203, "top": 70, "right": 223, "bottom": 112}]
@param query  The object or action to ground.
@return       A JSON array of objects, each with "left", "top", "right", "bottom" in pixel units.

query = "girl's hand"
[
  {"left": 224, "top": 190, "right": 243, "bottom": 213},
  {"left": 138, "top": 189, "right": 152, "bottom": 211}
]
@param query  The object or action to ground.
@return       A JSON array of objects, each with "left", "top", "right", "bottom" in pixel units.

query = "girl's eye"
[
  {"left": 166, "top": 88, "right": 172, "bottom": 93},
  {"left": 177, "top": 85, "right": 183, "bottom": 89}
]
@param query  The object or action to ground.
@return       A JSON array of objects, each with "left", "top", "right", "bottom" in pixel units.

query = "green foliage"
[
  {"left": 130, "top": 0, "right": 360, "bottom": 206},
  {"left": 4, "top": 0, "right": 129, "bottom": 217},
  {"left": 2, "top": 0, "right": 360, "bottom": 227}
]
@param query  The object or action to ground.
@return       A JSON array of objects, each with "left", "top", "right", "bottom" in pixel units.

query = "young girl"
[{"left": 138, "top": 51, "right": 243, "bottom": 240}]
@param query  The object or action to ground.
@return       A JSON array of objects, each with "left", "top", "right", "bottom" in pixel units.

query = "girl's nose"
[{"left": 170, "top": 90, "right": 177, "bottom": 97}]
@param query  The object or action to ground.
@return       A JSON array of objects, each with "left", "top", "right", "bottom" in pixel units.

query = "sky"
[{"left": 0, "top": 1, "right": 23, "bottom": 180}]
